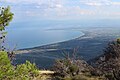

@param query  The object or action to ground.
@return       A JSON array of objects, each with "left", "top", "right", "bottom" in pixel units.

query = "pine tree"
[
  {"left": 0, "top": 6, "right": 39, "bottom": 80},
  {"left": 0, "top": 6, "right": 13, "bottom": 51}
]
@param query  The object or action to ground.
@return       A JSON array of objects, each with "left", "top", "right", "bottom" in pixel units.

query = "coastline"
[
  {"left": 17, "top": 30, "right": 86, "bottom": 51},
  {"left": 15, "top": 32, "right": 85, "bottom": 55},
  {"left": 14, "top": 27, "right": 120, "bottom": 68}
]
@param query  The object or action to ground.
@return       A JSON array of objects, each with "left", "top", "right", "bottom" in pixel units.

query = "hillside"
[{"left": 37, "top": 39, "right": 120, "bottom": 80}]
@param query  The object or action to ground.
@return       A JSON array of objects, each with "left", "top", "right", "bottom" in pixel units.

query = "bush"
[
  {"left": 0, "top": 51, "right": 39, "bottom": 80},
  {"left": 15, "top": 61, "right": 39, "bottom": 80},
  {"left": 0, "top": 51, "right": 14, "bottom": 79},
  {"left": 53, "top": 52, "right": 92, "bottom": 80},
  {"left": 96, "top": 39, "right": 120, "bottom": 80}
]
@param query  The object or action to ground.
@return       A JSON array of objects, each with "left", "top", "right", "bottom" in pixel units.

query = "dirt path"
[{"left": 39, "top": 70, "right": 54, "bottom": 74}]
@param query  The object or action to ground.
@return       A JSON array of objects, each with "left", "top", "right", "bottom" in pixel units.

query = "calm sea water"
[
  {"left": 6, "top": 21, "right": 84, "bottom": 49},
  {"left": 6, "top": 19, "right": 119, "bottom": 49}
]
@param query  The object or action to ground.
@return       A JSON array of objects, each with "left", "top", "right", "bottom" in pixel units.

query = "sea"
[{"left": 6, "top": 20, "right": 84, "bottom": 49}]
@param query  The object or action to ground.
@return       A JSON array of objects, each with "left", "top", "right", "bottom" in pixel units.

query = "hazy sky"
[{"left": 1, "top": 0, "right": 120, "bottom": 21}]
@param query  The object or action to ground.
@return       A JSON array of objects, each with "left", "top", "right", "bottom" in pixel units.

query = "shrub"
[
  {"left": 15, "top": 61, "right": 39, "bottom": 80},
  {"left": 53, "top": 52, "right": 92, "bottom": 80},
  {"left": 0, "top": 51, "right": 14, "bottom": 79},
  {"left": 96, "top": 39, "right": 120, "bottom": 80},
  {"left": 0, "top": 51, "right": 39, "bottom": 80}
]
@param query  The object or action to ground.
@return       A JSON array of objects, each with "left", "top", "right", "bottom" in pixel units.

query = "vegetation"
[
  {"left": 51, "top": 39, "right": 120, "bottom": 80},
  {"left": 0, "top": 51, "right": 39, "bottom": 80},
  {"left": 0, "top": 6, "right": 39, "bottom": 80},
  {"left": 95, "top": 39, "right": 120, "bottom": 80},
  {"left": 0, "top": 6, "right": 13, "bottom": 51},
  {"left": 1, "top": 6, "right": 120, "bottom": 80},
  {"left": 52, "top": 51, "right": 106, "bottom": 80},
  {"left": 52, "top": 52, "right": 92, "bottom": 79},
  {"left": 0, "top": 51, "right": 14, "bottom": 79}
]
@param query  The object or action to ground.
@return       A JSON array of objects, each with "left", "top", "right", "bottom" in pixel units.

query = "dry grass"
[
  {"left": 35, "top": 70, "right": 55, "bottom": 80},
  {"left": 34, "top": 70, "right": 105, "bottom": 80}
]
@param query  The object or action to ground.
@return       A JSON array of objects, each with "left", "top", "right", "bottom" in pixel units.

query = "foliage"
[
  {"left": 0, "top": 6, "right": 39, "bottom": 80},
  {"left": 95, "top": 39, "right": 120, "bottom": 80},
  {"left": 0, "top": 6, "right": 13, "bottom": 30},
  {"left": 0, "top": 6, "right": 15, "bottom": 64},
  {"left": 0, "top": 6, "right": 14, "bottom": 51},
  {"left": 0, "top": 51, "right": 14, "bottom": 79},
  {"left": 1, "top": 5, "right": 120, "bottom": 80},
  {"left": 15, "top": 61, "right": 39, "bottom": 80},
  {"left": 0, "top": 51, "right": 39, "bottom": 80},
  {"left": 53, "top": 51, "right": 93, "bottom": 80}
]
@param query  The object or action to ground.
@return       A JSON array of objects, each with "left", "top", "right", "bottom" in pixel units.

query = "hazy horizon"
[
  {"left": 1, "top": 0, "right": 120, "bottom": 22},
  {"left": 1, "top": 0, "right": 120, "bottom": 49}
]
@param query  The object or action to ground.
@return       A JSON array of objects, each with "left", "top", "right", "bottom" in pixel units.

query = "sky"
[{"left": 1, "top": 0, "right": 120, "bottom": 21}]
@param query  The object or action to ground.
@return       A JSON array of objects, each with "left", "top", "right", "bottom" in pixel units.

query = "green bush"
[
  {"left": 15, "top": 61, "right": 39, "bottom": 80},
  {"left": 0, "top": 51, "right": 39, "bottom": 80},
  {"left": 0, "top": 51, "right": 14, "bottom": 79}
]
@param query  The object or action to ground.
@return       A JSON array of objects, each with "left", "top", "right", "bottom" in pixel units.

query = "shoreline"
[
  {"left": 16, "top": 31, "right": 86, "bottom": 55},
  {"left": 18, "top": 30, "right": 86, "bottom": 51},
  {"left": 14, "top": 27, "right": 120, "bottom": 69}
]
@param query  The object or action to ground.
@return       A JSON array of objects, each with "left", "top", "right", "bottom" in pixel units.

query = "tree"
[
  {"left": 0, "top": 6, "right": 39, "bottom": 80},
  {"left": 0, "top": 6, "right": 13, "bottom": 51},
  {"left": 0, "top": 6, "right": 15, "bottom": 63}
]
